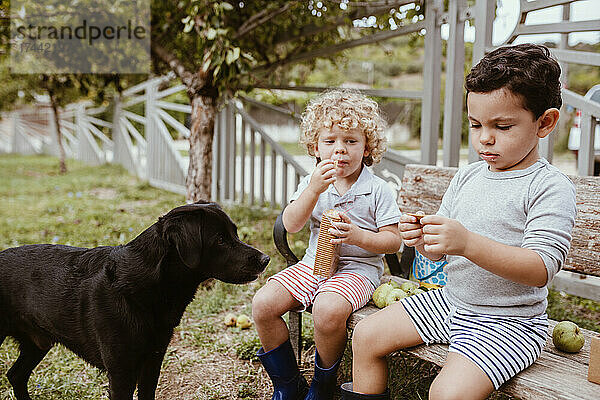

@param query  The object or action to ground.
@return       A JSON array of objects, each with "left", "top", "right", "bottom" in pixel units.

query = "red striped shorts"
[{"left": 268, "top": 262, "right": 375, "bottom": 312}]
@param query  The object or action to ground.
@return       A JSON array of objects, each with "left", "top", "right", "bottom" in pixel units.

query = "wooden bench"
[{"left": 273, "top": 164, "right": 600, "bottom": 399}]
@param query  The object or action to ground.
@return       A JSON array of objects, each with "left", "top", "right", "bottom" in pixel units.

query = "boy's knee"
[
  {"left": 312, "top": 299, "right": 350, "bottom": 334},
  {"left": 429, "top": 380, "right": 472, "bottom": 400},
  {"left": 351, "top": 319, "right": 380, "bottom": 354},
  {"left": 251, "top": 286, "right": 276, "bottom": 321}
]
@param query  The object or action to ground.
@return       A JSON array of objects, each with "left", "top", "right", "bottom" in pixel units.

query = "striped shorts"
[
  {"left": 401, "top": 288, "right": 549, "bottom": 389},
  {"left": 268, "top": 262, "right": 375, "bottom": 312}
]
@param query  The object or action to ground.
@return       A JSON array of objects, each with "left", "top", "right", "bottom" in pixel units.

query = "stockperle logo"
[{"left": 10, "top": 0, "right": 150, "bottom": 74}]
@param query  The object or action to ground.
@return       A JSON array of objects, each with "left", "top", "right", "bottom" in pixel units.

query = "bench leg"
[{"left": 288, "top": 310, "right": 303, "bottom": 364}]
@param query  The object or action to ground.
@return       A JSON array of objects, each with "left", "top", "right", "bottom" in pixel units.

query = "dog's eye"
[{"left": 216, "top": 235, "right": 225, "bottom": 246}]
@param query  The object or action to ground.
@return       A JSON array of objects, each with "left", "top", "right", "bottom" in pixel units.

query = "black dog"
[{"left": 0, "top": 201, "right": 269, "bottom": 400}]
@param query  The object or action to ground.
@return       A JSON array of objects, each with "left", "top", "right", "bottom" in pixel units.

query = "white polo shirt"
[{"left": 289, "top": 166, "right": 401, "bottom": 288}]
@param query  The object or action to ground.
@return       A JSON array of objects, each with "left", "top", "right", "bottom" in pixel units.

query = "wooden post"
[{"left": 288, "top": 311, "right": 303, "bottom": 364}]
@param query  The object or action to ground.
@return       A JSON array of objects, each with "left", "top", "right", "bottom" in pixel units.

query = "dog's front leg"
[
  {"left": 136, "top": 347, "right": 169, "bottom": 400},
  {"left": 107, "top": 371, "right": 137, "bottom": 400}
]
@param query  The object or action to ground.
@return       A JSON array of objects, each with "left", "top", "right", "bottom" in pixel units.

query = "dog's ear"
[{"left": 162, "top": 216, "right": 202, "bottom": 269}]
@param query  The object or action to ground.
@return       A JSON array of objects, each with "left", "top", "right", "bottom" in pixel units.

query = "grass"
[{"left": 1, "top": 154, "right": 598, "bottom": 400}]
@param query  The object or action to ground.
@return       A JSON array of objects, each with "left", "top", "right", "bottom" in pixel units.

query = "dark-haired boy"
[{"left": 342, "top": 43, "right": 577, "bottom": 400}]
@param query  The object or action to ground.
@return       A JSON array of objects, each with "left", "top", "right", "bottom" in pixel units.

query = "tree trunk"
[
  {"left": 48, "top": 90, "right": 67, "bottom": 174},
  {"left": 186, "top": 93, "right": 216, "bottom": 202}
]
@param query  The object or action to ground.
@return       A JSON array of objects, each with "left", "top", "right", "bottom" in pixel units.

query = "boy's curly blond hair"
[{"left": 299, "top": 89, "right": 387, "bottom": 166}]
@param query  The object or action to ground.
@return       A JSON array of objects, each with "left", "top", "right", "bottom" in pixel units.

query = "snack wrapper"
[{"left": 313, "top": 209, "right": 342, "bottom": 278}]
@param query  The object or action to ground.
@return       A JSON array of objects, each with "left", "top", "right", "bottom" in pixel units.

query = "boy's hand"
[
  {"left": 419, "top": 215, "right": 469, "bottom": 256},
  {"left": 329, "top": 212, "right": 363, "bottom": 246},
  {"left": 399, "top": 213, "right": 425, "bottom": 248},
  {"left": 308, "top": 159, "right": 336, "bottom": 195}
]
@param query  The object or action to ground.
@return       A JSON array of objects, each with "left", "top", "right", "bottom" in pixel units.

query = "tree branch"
[
  {"left": 150, "top": 41, "right": 198, "bottom": 89},
  {"left": 274, "top": 4, "right": 403, "bottom": 45},
  {"left": 234, "top": 2, "right": 298, "bottom": 39},
  {"left": 332, "top": 0, "right": 417, "bottom": 7},
  {"left": 253, "top": 19, "right": 425, "bottom": 73}
]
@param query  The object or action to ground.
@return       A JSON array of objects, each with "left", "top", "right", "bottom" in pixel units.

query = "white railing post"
[
  {"left": 442, "top": 0, "right": 467, "bottom": 167},
  {"left": 75, "top": 104, "right": 84, "bottom": 161},
  {"left": 112, "top": 96, "right": 122, "bottom": 166},
  {"left": 212, "top": 112, "right": 219, "bottom": 201},
  {"left": 420, "top": 0, "right": 442, "bottom": 165},
  {"left": 75, "top": 103, "right": 104, "bottom": 165},
  {"left": 469, "top": 0, "right": 495, "bottom": 163},
  {"left": 11, "top": 113, "right": 18, "bottom": 154},
  {"left": 144, "top": 79, "right": 159, "bottom": 183},
  {"left": 578, "top": 113, "right": 595, "bottom": 176},
  {"left": 142, "top": 76, "right": 186, "bottom": 193},
  {"left": 112, "top": 96, "right": 140, "bottom": 176}
]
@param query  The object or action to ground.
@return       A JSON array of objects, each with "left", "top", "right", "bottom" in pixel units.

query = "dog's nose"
[{"left": 259, "top": 253, "right": 270, "bottom": 268}]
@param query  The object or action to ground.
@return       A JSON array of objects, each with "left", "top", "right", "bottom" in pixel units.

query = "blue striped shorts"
[{"left": 401, "top": 288, "right": 548, "bottom": 389}]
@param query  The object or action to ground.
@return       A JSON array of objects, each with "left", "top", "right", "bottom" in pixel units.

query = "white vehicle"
[{"left": 567, "top": 85, "right": 600, "bottom": 176}]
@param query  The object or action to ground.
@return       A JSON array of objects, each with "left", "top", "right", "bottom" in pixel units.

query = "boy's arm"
[
  {"left": 283, "top": 160, "right": 336, "bottom": 233},
  {"left": 354, "top": 224, "right": 402, "bottom": 254},
  {"left": 330, "top": 215, "right": 402, "bottom": 254},
  {"left": 462, "top": 231, "right": 548, "bottom": 286},
  {"left": 419, "top": 215, "right": 548, "bottom": 287},
  {"left": 282, "top": 188, "right": 320, "bottom": 233}
]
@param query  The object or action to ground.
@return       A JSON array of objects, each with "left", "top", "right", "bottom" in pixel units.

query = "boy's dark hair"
[{"left": 465, "top": 43, "right": 562, "bottom": 119}]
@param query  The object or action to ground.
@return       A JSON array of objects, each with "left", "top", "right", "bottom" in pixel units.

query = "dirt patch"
[
  {"left": 156, "top": 334, "right": 273, "bottom": 400},
  {"left": 116, "top": 200, "right": 158, "bottom": 213},
  {"left": 88, "top": 188, "right": 118, "bottom": 200}
]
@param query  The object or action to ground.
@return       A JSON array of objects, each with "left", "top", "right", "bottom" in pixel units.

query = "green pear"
[
  {"left": 372, "top": 283, "right": 394, "bottom": 308},
  {"left": 385, "top": 288, "right": 408, "bottom": 307},
  {"left": 223, "top": 313, "right": 237, "bottom": 327},
  {"left": 553, "top": 321, "right": 585, "bottom": 353},
  {"left": 400, "top": 281, "right": 419, "bottom": 293},
  {"left": 388, "top": 280, "right": 401, "bottom": 289},
  {"left": 236, "top": 314, "right": 252, "bottom": 329},
  {"left": 410, "top": 288, "right": 426, "bottom": 296}
]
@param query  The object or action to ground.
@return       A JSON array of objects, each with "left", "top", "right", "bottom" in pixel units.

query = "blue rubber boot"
[
  {"left": 257, "top": 340, "right": 309, "bottom": 400},
  {"left": 339, "top": 383, "right": 389, "bottom": 400},
  {"left": 305, "top": 352, "right": 341, "bottom": 400}
]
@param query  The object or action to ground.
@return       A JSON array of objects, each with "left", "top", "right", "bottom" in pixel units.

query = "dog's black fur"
[{"left": 0, "top": 201, "right": 269, "bottom": 400}]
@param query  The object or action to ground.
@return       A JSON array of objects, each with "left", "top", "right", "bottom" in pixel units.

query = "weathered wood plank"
[
  {"left": 398, "top": 164, "right": 456, "bottom": 215},
  {"left": 398, "top": 164, "right": 600, "bottom": 277},
  {"left": 346, "top": 279, "right": 600, "bottom": 400},
  {"left": 566, "top": 175, "right": 600, "bottom": 277}
]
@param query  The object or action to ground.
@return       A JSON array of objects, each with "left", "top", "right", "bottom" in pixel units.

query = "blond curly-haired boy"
[{"left": 253, "top": 90, "right": 402, "bottom": 400}]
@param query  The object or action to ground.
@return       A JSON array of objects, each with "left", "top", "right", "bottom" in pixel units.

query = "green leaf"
[
  {"left": 183, "top": 22, "right": 194, "bottom": 33},
  {"left": 221, "top": 2, "right": 234, "bottom": 11},
  {"left": 225, "top": 47, "right": 240, "bottom": 65},
  {"left": 202, "top": 58, "right": 211, "bottom": 72},
  {"left": 206, "top": 28, "right": 217, "bottom": 40},
  {"left": 241, "top": 52, "right": 256, "bottom": 62}
]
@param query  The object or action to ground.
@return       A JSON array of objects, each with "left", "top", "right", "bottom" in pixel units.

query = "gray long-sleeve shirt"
[{"left": 438, "top": 159, "right": 577, "bottom": 317}]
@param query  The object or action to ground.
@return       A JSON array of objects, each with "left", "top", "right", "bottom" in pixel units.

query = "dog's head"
[{"left": 159, "top": 201, "right": 269, "bottom": 283}]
